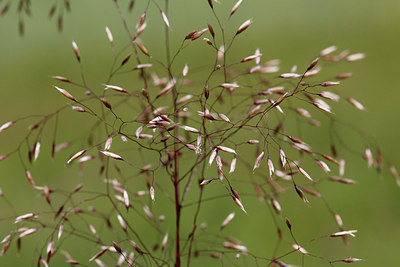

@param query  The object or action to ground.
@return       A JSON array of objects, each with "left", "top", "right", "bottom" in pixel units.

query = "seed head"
[
  {"left": 200, "top": 179, "right": 212, "bottom": 186},
  {"left": 72, "top": 41, "right": 80, "bottom": 62},
  {"left": 298, "top": 167, "right": 313, "bottom": 181},
  {"left": 121, "top": 53, "right": 132, "bottom": 66},
  {"left": 1, "top": 240, "right": 11, "bottom": 256},
  {"left": 236, "top": 19, "right": 252, "bottom": 35},
  {"left": 292, "top": 244, "right": 308, "bottom": 254},
  {"left": 0, "top": 121, "right": 15, "bottom": 133},
  {"left": 280, "top": 73, "right": 300, "bottom": 78},
  {"left": 135, "top": 63, "right": 152, "bottom": 70},
  {"left": 271, "top": 199, "right": 281, "bottom": 215},
  {"left": 89, "top": 249, "right": 108, "bottom": 262},
  {"left": 104, "top": 85, "right": 127, "bottom": 94},
  {"left": 150, "top": 186, "right": 155, "bottom": 201},
  {"left": 320, "top": 45, "right": 337, "bottom": 57},
  {"left": 232, "top": 195, "right": 247, "bottom": 213},
  {"left": 117, "top": 215, "right": 127, "bottom": 232},
  {"left": 306, "top": 57, "right": 320, "bottom": 71},
  {"left": 72, "top": 106, "right": 85, "bottom": 112},
  {"left": 25, "top": 170, "right": 35, "bottom": 187},
  {"left": 100, "top": 151, "right": 123, "bottom": 161},
  {"left": 134, "top": 22, "right": 147, "bottom": 40},
  {"left": 336, "top": 72, "right": 353, "bottom": 79},
  {"left": 285, "top": 217, "right": 292, "bottom": 230},
  {"left": 88, "top": 224, "right": 96, "bottom": 235},
  {"left": 221, "top": 212, "right": 235, "bottom": 229},
  {"left": 123, "top": 190, "right": 130, "bottom": 210},
  {"left": 347, "top": 97, "right": 365, "bottom": 111},
  {"left": 19, "top": 228, "right": 37, "bottom": 238},
  {"left": 51, "top": 76, "right": 70, "bottom": 83},
  {"left": 191, "top": 28, "right": 208, "bottom": 40},
  {"left": 329, "top": 176, "right": 356, "bottom": 184},
  {"left": 313, "top": 98, "right": 332, "bottom": 113},
  {"left": 67, "top": 150, "right": 86, "bottom": 164},
  {"left": 130, "top": 240, "right": 144, "bottom": 255},
  {"left": 143, "top": 205, "right": 154, "bottom": 220},
  {"left": 207, "top": 23, "right": 215, "bottom": 38},
  {"left": 280, "top": 149, "right": 286, "bottom": 167},
  {"left": 347, "top": 53, "right": 365, "bottom": 62},
  {"left": 58, "top": 223, "right": 64, "bottom": 240},
  {"left": 216, "top": 145, "right": 236, "bottom": 154},
  {"left": 181, "top": 125, "right": 200, "bottom": 134},
  {"left": 15, "top": 213, "right": 38, "bottom": 224},
  {"left": 55, "top": 86, "right": 76, "bottom": 101},
  {"left": 389, "top": 165, "right": 400, "bottom": 186},
  {"left": 218, "top": 113, "right": 230, "bottom": 123},
  {"left": 267, "top": 158, "right": 274, "bottom": 176},
  {"left": 321, "top": 81, "right": 340, "bottom": 87},
  {"left": 136, "top": 13, "right": 146, "bottom": 29},
  {"left": 230, "top": 0, "right": 243, "bottom": 16},
  {"left": 105, "top": 26, "right": 113, "bottom": 43},
  {"left": 364, "top": 148, "right": 374, "bottom": 167},
  {"left": 137, "top": 42, "right": 150, "bottom": 57},
  {"left": 339, "top": 158, "right": 346, "bottom": 176},
  {"left": 295, "top": 185, "right": 309, "bottom": 202},
  {"left": 315, "top": 159, "right": 331, "bottom": 173},
  {"left": 160, "top": 10, "right": 170, "bottom": 28},
  {"left": 295, "top": 108, "right": 311, "bottom": 118},
  {"left": 343, "top": 258, "right": 363, "bottom": 263},
  {"left": 318, "top": 91, "right": 340, "bottom": 101},
  {"left": 161, "top": 233, "right": 168, "bottom": 250},
  {"left": 208, "top": 0, "right": 213, "bottom": 9},
  {"left": 229, "top": 157, "right": 237, "bottom": 173},
  {"left": 330, "top": 230, "right": 357, "bottom": 237},
  {"left": 334, "top": 213, "right": 344, "bottom": 227}
]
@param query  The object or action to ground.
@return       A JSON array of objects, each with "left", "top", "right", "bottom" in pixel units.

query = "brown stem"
[
  {"left": 174, "top": 165, "right": 181, "bottom": 267},
  {"left": 173, "top": 89, "right": 181, "bottom": 267},
  {"left": 162, "top": 1, "right": 181, "bottom": 264}
]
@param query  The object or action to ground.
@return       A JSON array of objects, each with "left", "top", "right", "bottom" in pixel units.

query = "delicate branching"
[{"left": 0, "top": 1, "right": 396, "bottom": 267}]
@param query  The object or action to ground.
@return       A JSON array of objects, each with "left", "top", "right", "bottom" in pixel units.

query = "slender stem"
[
  {"left": 162, "top": 0, "right": 180, "bottom": 265},
  {"left": 165, "top": 0, "right": 171, "bottom": 67},
  {"left": 174, "top": 161, "right": 181, "bottom": 267}
]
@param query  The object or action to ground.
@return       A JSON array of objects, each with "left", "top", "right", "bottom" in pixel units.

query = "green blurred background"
[{"left": 1, "top": 0, "right": 400, "bottom": 266}]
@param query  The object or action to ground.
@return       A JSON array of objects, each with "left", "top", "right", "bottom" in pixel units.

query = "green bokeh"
[{"left": 0, "top": 0, "right": 399, "bottom": 266}]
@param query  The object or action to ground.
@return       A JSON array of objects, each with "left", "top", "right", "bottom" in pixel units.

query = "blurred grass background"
[{"left": 0, "top": 0, "right": 400, "bottom": 266}]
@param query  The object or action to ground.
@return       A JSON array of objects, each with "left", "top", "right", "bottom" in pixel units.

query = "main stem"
[
  {"left": 174, "top": 151, "right": 181, "bottom": 267},
  {"left": 172, "top": 76, "right": 181, "bottom": 266},
  {"left": 163, "top": 1, "right": 180, "bottom": 265},
  {"left": 172, "top": 79, "right": 180, "bottom": 267}
]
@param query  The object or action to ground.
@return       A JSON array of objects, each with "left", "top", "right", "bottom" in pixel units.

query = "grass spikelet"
[{"left": 160, "top": 10, "right": 170, "bottom": 28}]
